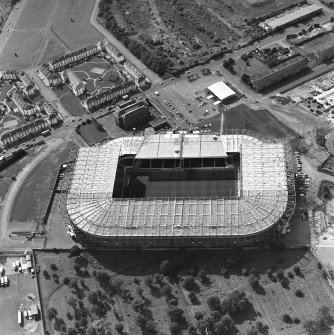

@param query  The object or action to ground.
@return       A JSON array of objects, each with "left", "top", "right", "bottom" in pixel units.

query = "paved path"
[
  {"left": 89, "top": 0, "right": 162, "bottom": 84},
  {"left": 0, "top": 138, "right": 64, "bottom": 240}
]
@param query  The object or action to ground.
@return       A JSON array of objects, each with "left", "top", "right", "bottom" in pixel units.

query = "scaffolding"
[{"left": 59, "top": 130, "right": 296, "bottom": 248}]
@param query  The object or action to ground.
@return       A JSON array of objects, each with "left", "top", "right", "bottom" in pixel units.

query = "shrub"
[
  {"left": 242, "top": 268, "right": 248, "bottom": 276},
  {"left": 198, "top": 269, "right": 208, "bottom": 282},
  {"left": 115, "top": 322, "right": 124, "bottom": 333},
  {"left": 47, "top": 307, "right": 58, "bottom": 320},
  {"left": 160, "top": 260, "right": 173, "bottom": 275},
  {"left": 276, "top": 269, "right": 284, "bottom": 280},
  {"left": 220, "top": 268, "right": 229, "bottom": 277},
  {"left": 295, "top": 289, "right": 303, "bottom": 297},
  {"left": 188, "top": 292, "right": 198, "bottom": 304},
  {"left": 144, "top": 275, "right": 153, "bottom": 287},
  {"left": 136, "top": 314, "right": 148, "bottom": 328},
  {"left": 43, "top": 270, "right": 50, "bottom": 280},
  {"left": 287, "top": 271, "right": 294, "bottom": 279},
  {"left": 293, "top": 265, "right": 301, "bottom": 275},
  {"left": 169, "top": 322, "right": 179, "bottom": 334},
  {"left": 161, "top": 284, "right": 172, "bottom": 297},
  {"left": 146, "top": 320, "right": 156, "bottom": 332},
  {"left": 249, "top": 274, "right": 259, "bottom": 289},
  {"left": 167, "top": 306, "right": 185, "bottom": 323},
  {"left": 282, "top": 314, "right": 292, "bottom": 323}
]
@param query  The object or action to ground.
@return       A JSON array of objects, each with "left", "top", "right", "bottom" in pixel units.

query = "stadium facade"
[{"left": 60, "top": 130, "right": 295, "bottom": 248}]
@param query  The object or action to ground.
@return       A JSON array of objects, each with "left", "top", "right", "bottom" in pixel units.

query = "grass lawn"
[
  {"left": 35, "top": 248, "right": 334, "bottom": 335},
  {"left": 78, "top": 121, "right": 109, "bottom": 146},
  {"left": 51, "top": 0, "right": 103, "bottom": 50},
  {"left": 60, "top": 92, "right": 87, "bottom": 117},
  {"left": 10, "top": 142, "right": 73, "bottom": 223}
]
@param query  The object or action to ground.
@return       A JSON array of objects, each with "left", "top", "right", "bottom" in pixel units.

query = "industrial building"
[
  {"left": 207, "top": 81, "right": 236, "bottom": 103},
  {"left": 113, "top": 99, "right": 150, "bottom": 129},
  {"left": 60, "top": 131, "right": 295, "bottom": 248},
  {"left": 260, "top": 4, "right": 322, "bottom": 31},
  {"left": 250, "top": 54, "right": 309, "bottom": 91}
]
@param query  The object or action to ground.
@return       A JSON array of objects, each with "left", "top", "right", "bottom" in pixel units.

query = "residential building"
[
  {"left": 65, "top": 70, "right": 85, "bottom": 96},
  {"left": 114, "top": 100, "right": 150, "bottom": 129},
  {"left": 42, "top": 102, "right": 55, "bottom": 116},
  {"left": 124, "top": 61, "right": 142, "bottom": 79},
  {"left": 83, "top": 81, "right": 137, "bottom": 110},
  {"left": 19, "top": 73, "right": 38, "bottom": 96},
  {"left": 47, "top": 111, "right": 62, "bottom": 126},
  {"left": 104, "top": 41, "right": 125, "bottom": 63},
  {"left": 0, "top": 118, "right": 49, "bottom": 148},
  {"left": 49, "top": 42, "right": 102, "bottom": 70},
  {"left": 0, "top": 70, "right": 18, "bottom": 81},
  {"left": 38, "top": 66, "right": 62, "bottom": 87},
  {"left": 11, "top": 90, "right": 40, "bottom": 116}
]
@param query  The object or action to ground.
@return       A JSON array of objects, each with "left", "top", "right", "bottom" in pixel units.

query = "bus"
[{"left": 18, "top": 310, "right": 22, "bottom": 325}]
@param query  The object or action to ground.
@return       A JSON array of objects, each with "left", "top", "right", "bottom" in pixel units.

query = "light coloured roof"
[
  {"left": 136, "top": 133, "right": 228, "bottom": 159},
  {"left": 263, "top": 5, "right": 321, "bottom": 30},
  {"left": 207, "top": 81, "right": 236, "bottom": 101},
  {"left": 66, "top": 133, "right": 292, "bottom": 238}
]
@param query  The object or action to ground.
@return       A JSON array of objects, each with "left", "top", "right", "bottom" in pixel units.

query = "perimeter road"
[
  {"left": 90, "top": 0, "right": 162, "bottom": 85},
  {"left": 0, "top": 138, "right": 64, "bottom": 240}
]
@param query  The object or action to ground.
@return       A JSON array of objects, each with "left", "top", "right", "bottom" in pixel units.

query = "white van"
[
  {"left": 4, "top": 276, "right": 8, "bottom": 286},
  {"left": 0, "top": 277, "right": 4, "bottom": 286},
  {"left": 18, "top": 310, "right": 22, "bottom": 325}
]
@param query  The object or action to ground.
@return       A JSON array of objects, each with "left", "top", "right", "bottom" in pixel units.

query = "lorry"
[{"left": 18, "top": 310, "right": 22, "bottom": 325}]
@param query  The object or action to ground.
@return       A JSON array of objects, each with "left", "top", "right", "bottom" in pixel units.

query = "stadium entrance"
[{"left": 113, "top": 153, "right": 240, "bottom": 198}]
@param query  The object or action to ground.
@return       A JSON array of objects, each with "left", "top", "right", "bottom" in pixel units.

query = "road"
[
  {"left": 0, "top": 138, "right": 64, "bottom": 240},
  {"left": 89, "top": 0, "right": 162, "bottom": 85}
]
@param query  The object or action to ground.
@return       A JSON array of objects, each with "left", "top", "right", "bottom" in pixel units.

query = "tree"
[
  {"left": 47, "top": 307, "right": 58, "bottom": 320},
  {"left": 160, "top": 260, "right": 173, "bottom": 275},
  {"left": 249, "top": 274, "right": 259, "bottom": 289},
  {"left": 115, "top": 322, "right": 124, "bottom": 333},
  {"left": 146, "top": 320, "right": 156, "bottom": 332},
  {"left": 293, "top": 265, "right": 301, "bottom": 275},
  {"left": 167, "top": 306, "right": 185, "bottom": 323},
  {"left": 183, "top": 275, "right": 196, "bottom": 291},
  {"left": 197, "top": 269, "right": 208, "bottom": 282},
  {"left": 133, "top": 298, "right": 147, "bottom": 313},
  {"left": 188, "top": 324, "right": 198, "bottom": 335},
  {"left": 79, "top": 317, "right": 88, "bottom": 327},
  {"left": 88, "top": 292, "right": 98, "bottom": 305},
  {"left": 91, "top": 318, "right": 113, "bottom": 335},
  {"left": 242, "top": 268, "right": 249, "bottom": 276},
  {"left": 136, "top": 314, "right": 148, "bottom": 328},
  {"left": 194, "top": 311, "right": 203, "bottom": 320},
  {"left": 207, "top": 296, "right": 221, "bottom": 311},
  {"left": 276, "top": 269, "right": 284, "bottom": 280},
  {"left": 295, "top": 289, "right": 303, "bottom": 297},
  {"left": 303, "top": 319, "right": 318, "bottom": 334},
  {"left": 69, "top": 245, "right": 81, "bottom": 257},
  {"left": 188, "top": 292, "right": 198, "bottom": 304},
  {"left": 50, "top": 263, "right": 58, "bottom": 271},
  {"left": 43, "top": 270, "right": 50, "bottom": 280},
  {"left": 169, "top": 322, "right": 178, "bottom": 334},
  {"left": 219, "top": 314, "right": 235, "bottom": 333},
  {"left": 63, "top": 277, "right": 70, "bottom": 285},
  {"left": 67, "top": 328, "right": 77, "bottom": 335}
]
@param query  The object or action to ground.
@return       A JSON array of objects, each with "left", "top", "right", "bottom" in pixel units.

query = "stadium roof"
[
  {"left": 136, "top": 133, "right": 228, "bottom": 159},
  {"left": 207, "top": 81, "right": 236, "bottom": 101},
  {"left": 263, "top": 5, "right": 321, "bottom": 30},
  {"left": 66, "top": 133, "right": 292, "bottom": 238}
]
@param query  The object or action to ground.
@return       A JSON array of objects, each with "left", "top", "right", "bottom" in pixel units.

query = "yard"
[
  {"left": 35, "top": 248, "right": 334, "bottom": 335},
  {"left": 10, "top": 141, "right": 73, "bottom": 224},
  {"left": 77, "top": 119, "right": 110, "bottom": 146}
]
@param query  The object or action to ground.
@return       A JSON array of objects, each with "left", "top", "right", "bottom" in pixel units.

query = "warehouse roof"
[
  {"left": 207, "top": 81, "right": 236, "bottom": 101},
  {"left": 66, "top": 132, "right": 293, "bottom": 238},
  {"left": 263, "top": 5, "right": 322, "bottom": 30}
]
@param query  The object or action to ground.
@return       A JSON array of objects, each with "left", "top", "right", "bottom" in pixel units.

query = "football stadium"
[{"left": 59, "top": 130, "right": 296, "bottom": 248}]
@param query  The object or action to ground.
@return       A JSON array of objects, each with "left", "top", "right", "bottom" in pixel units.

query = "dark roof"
[{"left": 85, "top": 81, "right": 135, "bottom": 104}]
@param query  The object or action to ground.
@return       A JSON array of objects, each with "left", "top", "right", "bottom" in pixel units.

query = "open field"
[
  {"left": 35, "top": 249, "right": 334, "bottom": 335},
  {"left": 14, "top": 0, "right": 55, "bottom": 29},
  {"left": 51, "top": 0, "right": 103, "bottom": 50},
  {"left": 0, "top": 30, "right": 43, "bottom": 69},
  {"left": 0, "top": 255, "right": 43, "bottom": 335},
  {"left": 200, "top": 104, "right": 297, "bottom": 140},
  {"left": 40, "top": 36, "right": 66, "bottom": 65},
  {"left": 10, "top": 141, "right": 72, "bottom": 224},
  {"left": 97, "top": 114, "right": 128, "bottom": 138}
]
